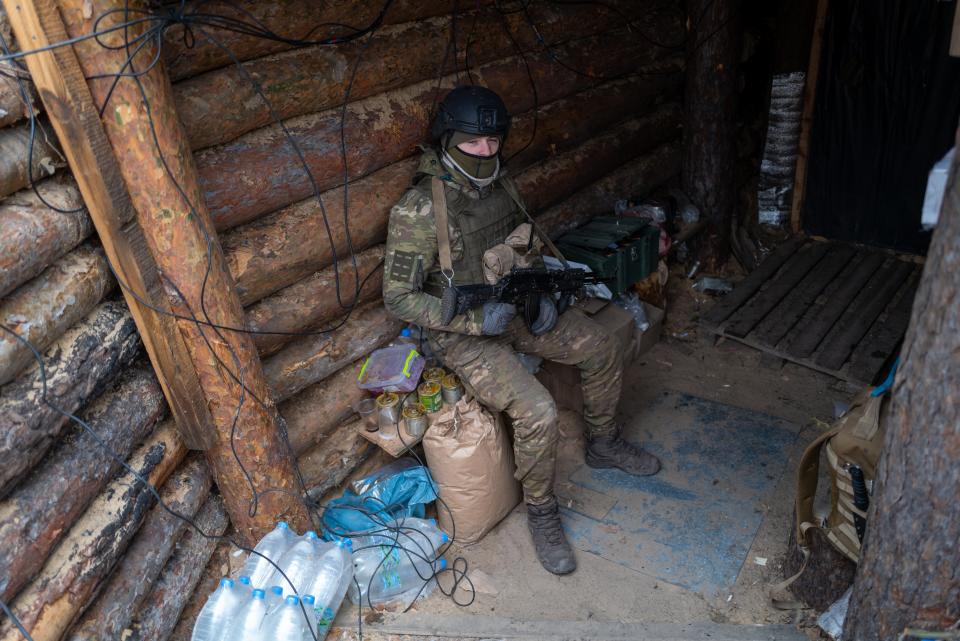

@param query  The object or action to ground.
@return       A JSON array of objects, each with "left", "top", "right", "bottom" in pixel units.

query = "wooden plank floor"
[{"left": 700, "top": 238, "right": 921, "bottom": 385}]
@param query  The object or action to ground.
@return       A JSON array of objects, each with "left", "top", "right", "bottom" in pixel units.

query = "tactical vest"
[{"left": 415, "top": 176, "right": 520, "bottom": 295}]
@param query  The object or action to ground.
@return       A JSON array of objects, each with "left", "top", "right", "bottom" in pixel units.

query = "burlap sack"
[{"left": 422, "top": 397, "right": 522, "bottom": 544}]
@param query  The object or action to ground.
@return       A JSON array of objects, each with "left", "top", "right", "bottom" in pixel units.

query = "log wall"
[{"left": 0, "top": 1, "right": 685, "bottom": 639}]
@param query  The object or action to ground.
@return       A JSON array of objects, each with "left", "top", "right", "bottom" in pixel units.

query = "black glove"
[
  {"left": 481, "top": 301, "right": 516, "bottom": 336},
  {"left": 529, "top": 294, "right": 558, "bottom": 336}
]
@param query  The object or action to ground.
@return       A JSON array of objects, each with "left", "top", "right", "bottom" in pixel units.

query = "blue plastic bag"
[{"left": 322, "top": 460, "right": 438, "bottom": 540}]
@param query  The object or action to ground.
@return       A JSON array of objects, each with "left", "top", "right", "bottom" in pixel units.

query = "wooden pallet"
[{"left": 700, "top": 238, "right": 921, "bottom": 384}]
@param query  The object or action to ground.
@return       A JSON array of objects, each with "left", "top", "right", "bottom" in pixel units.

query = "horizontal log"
[
  {"left": 537, "top": 140, "right": 683, "bottom": 238},
  {"left": 162, "top": 0, "right": 489, "bottom": 81},
  {"left": 0, "top": 178, "right": 90, "bottom": 297},
  {"left": 65, "top": 456, "right": 212, "bottom": 641},
  {"left": 0, "top": 6, "right": 37, "bottom": 128},
  {"left": 125, "top": 494, "right": 229, "bottom": 641},
  {"left": 197, "top": 29, "right": 678, "bottom": 230},
  {"left": 223, "top": 70, "right": 681, "bottom": 305},
  {"left": 247, "top": 244, "right": 385, "bottom": 356},
  {"left": 516, "top": 103, "right": 682, "bottom": 214},
  {"left": 0, "top": 420, "right": 187, "bottom": 641},
  {"left": 0, "top": 301, "right": 141, "bottom": 497},
  {"left": 173, "top": 4, "right": 666, "bottom": 149},
  {"left": 0, "top": 120, "right": 65, "bottom": 200},
  {"left": 0, "top": 363, "right": 166, "bottom": 602},
  {"left": 263, "top": 301, "right": 401, "bottom": 402},
  {"left": 0, "top": 245, "right": 113, "bottom": 385},
  {"left": 279, "top": 357, "right": 369, "bottom": 457},
  {"left": 311, "top": 446, "right": 394, "bottom": 508},
  {"left": 298, "top": 418, "right": 378, "bottom": 500}
]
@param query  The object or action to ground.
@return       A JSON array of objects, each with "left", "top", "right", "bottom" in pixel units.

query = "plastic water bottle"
[
  {"left": 300, "top": 595, "right": 319, "bottom": 639},
  {"left": 224, "top": 588, "right": 268, "bottom": 641},
  {"left": 265, "top": 585, "right": 285, "bottom": 615},
  {"left": 269, "top": 531, "right": 321, "bottom": 594},
  {"left": 353, "top": 518, "right": 449, "bottom": 560},
  {"left": 351, "top": 549, "right": 446, "bottom": 605},
  {"left": 241, "top": 521, "right": 297, "bottom": 589},
  {"left": 237, "top": 575, "right": 253, "bottom": 597},
  {"left": 191, "top": 577, "right": 244, "bottom": 641},
  {"left": 260, "top": 595, "right": 307, "bottom": 641},
  {"left": 304, "top": 539, "right": 354, "bottom": 640}
]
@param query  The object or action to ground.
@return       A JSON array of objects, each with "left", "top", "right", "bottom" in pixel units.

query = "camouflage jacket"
[{"left": 382, "top": 148, "right": 526, "bottom": 335}]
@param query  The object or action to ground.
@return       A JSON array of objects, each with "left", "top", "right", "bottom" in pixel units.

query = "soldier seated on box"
[{"left": 382, "top": 85, "right": 661, "bottom": 575}]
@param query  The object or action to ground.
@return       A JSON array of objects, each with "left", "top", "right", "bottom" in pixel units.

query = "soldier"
[{"left": 382, "top": 85, "right": 661, "bottom": 575}]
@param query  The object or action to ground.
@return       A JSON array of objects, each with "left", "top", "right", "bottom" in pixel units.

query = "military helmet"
[{"left": 431, "top": 85, "right": 511, "bottom": 144}]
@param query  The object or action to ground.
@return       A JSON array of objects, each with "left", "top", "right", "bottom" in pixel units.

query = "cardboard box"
[{"left": 634, "top": 302, "right": 665, "bottom": 359}]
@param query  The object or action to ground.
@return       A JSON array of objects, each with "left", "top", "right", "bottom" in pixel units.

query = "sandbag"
[{"left": 422, "top": 397, "right": 521, "bottom": 544}]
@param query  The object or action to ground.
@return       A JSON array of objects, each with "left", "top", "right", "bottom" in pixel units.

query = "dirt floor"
[{"left": 322, "top": 270, "right": 854, "bottom": 641}]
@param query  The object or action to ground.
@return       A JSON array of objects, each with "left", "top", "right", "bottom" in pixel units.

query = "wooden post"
[
  {"left": 1, "top": 0, "right": 214, "bottom": 450},
  {"left": 789, "top": 0, "right": 829, "bottom": 234},
  {"left": 681, "top": 0, "right": 741, "bottom": 271},
  {"left": 951, "top": 0, "right": 960, "bottom": 58},
  {"left": 843, "top": 126, "right": 960, "bottom": 640},
  {"left": 31, "top": 0, "right": 309, "bottom": 542}
]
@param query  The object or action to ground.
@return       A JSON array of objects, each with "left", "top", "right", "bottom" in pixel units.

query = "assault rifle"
[{"left": 440, "top": 267, "right": 610, "bottom": 328}]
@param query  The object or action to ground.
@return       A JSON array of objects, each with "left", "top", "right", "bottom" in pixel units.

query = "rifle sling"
[
  {"left": 431, "top": 177, "right": 455, "bottom": 276},
  {"left": 500, "top": 177, "right": 570, "bottom": 269}
]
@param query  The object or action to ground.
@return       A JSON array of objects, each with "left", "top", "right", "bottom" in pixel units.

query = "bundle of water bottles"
[{"left": 191, "top": 517, "right": 449, "bottom": 641}]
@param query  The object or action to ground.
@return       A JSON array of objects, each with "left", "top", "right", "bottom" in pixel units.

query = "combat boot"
[
  {"left": 526, "top": 497, "right": 576, "bottom": 575},
  {"left": 585, "top": 432, "right": 661, "bottom": 476}
]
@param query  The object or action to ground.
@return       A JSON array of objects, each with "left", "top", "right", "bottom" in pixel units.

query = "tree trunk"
[
  {"left": 223, "top": 87, "right": 681, "bottom": 307},
  {"left": 263, "top": 302, "right": 402, "bottom": 402},
  {"left": 65, "top": 457, "right": 211, "bottom": 641},
  {"left": 161, "top": 0, "right": 484, "bottom": 81},
  {"left": 125, "top": 494, "right": 229, "bottom": 641},
  {"left": 0, "top": 178, "right": 89, "bottom": 297},
  {"left": 279, "top": 359, "right": 370, "bottom": 457},
  {"left": 196, "top": 31, "right": 678, "bottom": 230},
  {"left": 0, "top": 421, "right": 187, "bottom": 641},
  {"left": 536, "top": 141, "right": 683, "bottom": 238},
  {"left": 0, "top": 245, "right": 113, "bottom": 385},
  {"left": 682, "top": 0, "right": 742, "bottom": 271},
  {"left": 298, "top": 419, "right": 378, "bottom": 500},
  {"left": 173, "top": 4, "right": 642, "bottom": 150},
  {"left": 0, "top": 363, "right": 165, "bottom": 602},
  {"left": 58, "top": 0, "right": 311, "bottom": 542},
  {"left": 843, "top": 130, "right": 960, "bottom": 641},
  {"left": 0, "top": 301, "right": 141, "bottom": 497},
  {"left": 0, "top": 120, "right": 64, "bottom": 199}
]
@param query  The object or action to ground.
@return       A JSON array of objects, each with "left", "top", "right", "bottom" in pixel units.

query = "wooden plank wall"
[{"left": 0, "top": 1, "right": 685, "bottom": 638}]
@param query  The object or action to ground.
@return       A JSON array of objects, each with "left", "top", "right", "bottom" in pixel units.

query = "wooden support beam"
[
  {"left": 54, "top": 0, "right": 311, "bottom": 543},
  {"left": 1, "top": 0, "right": 214, "bottom": 450},
  {"left": 789, "top": 0, "right": 829, "bottom": 234},
  {"left": 951, "top": 0, "right": 960, "bottom": 58}
]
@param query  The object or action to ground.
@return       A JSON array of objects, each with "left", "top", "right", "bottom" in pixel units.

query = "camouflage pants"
[{"left": 428, "top": 309, "right": 623, "bottom": 504}]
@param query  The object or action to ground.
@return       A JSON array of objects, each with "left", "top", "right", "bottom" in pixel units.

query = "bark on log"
[
  {"left": 223, "top": 72, "right": 681, "bottom": 305},
  {"left": 60, "top": 0, "right": 311, "bottom": 542},
  {"left": 682, "top": 0, "right": 742, "bottom": 271},
  {"left": 0, "top": 420, "right": 187, "bottom": 641},
  {"left": 196, "top": 30, "right": 678, "bottom": 230},
  {"left": 174, "top": 4, "right": 678, "bottom": 149},
  {"left": 247, "top": 245, "right": 385, "bottom": 357},
  {"left": 162, "top": 0, "right": 489, "bottom": 81},
  {"left": 0, "top": 178, "right": 90, "bottom": 297},
  {"left": 783, "top": 521, "right": 857, "bottom": 612},
  {"left": 0, "top": 362, "right": 165, "bottom": 602},
  {"left": 0, "top": 6, "right": 39, "bottom": 128},
  {"left": 279, "top": 358, "right": 369, "bottom": 457},
  {"left": 65, "top": 457, "right": 212, "bottom": 641},
  {"left": 0, "top": 245, "right": 113, "bottom": 385},
  {"left": 264, "top": 302, "right": 401, "bottom": 403},
  {"left": 298, "top": 418, "right": 377, "bottom": 500},
  {"left": 0, "top": 301, "right": 141, "bottom": 497},
  {"left": 125, "top": 494, "right": 229, "bottom": 641},
  {"left": 515, "top": 103, "right": 682, "bottom": 214},
  {"left": 537, "top": 140, "right": 683, "bottom": 238},
  {"left": 843, "top": 132, "right": 960, "bottom": 641},
  {"left": 0, "top": 120, "right": 64, "bottom": 199}
]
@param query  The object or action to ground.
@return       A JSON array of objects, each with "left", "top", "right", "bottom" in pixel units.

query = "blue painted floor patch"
[{"left": 561, "top": 391, "right": 800, "bottom": 595}]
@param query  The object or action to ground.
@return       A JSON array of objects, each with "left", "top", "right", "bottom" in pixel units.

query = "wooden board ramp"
[{"left": 701, "top": 238, "right": 921, "bottom": 384}]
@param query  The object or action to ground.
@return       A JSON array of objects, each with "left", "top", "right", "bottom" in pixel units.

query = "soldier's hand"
[
  {"left": 481, "top": 301, "right": 516, "bottom": 336},
  {"left": 529, "top": 294, "right": 558, "bottom": 336}
]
